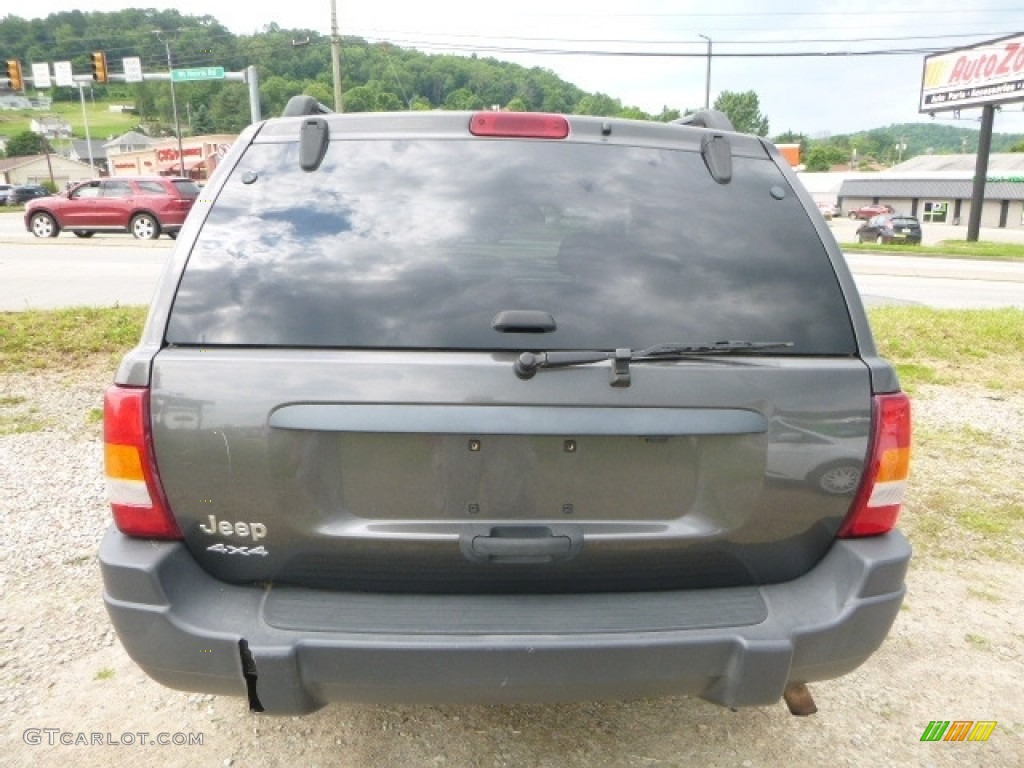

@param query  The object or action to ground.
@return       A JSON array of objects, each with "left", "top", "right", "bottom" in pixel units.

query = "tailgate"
[{"left": 150, "top": 350, "right": 872, "bottom": 593}]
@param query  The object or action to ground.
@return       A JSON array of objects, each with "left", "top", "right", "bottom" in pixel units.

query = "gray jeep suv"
[{"left": 100, "top": 102, "right": 911, "bottom": 715}]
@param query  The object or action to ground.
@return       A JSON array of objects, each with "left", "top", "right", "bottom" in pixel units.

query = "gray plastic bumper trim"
[{"left": 100, "top": 526, "right": 909, "bottom": 714}]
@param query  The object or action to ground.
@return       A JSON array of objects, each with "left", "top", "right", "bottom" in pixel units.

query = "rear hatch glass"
[{"left": 167, "top": 139, "right": 855, "bottom": 352}]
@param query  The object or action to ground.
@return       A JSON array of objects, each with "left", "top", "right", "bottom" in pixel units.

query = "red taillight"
[
  {"left": 469, "top": 112, "right": 569, "bottom": 139},
  {"left": 104, "top": 386, "right": 182, "bottom": 539},
  {"left": 838, "top": 393, "right": 912, "bottom": 538}
]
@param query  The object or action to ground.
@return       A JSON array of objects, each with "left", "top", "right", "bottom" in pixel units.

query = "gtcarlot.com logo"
[
  {"left": 920, "top": 721, "right": 997, "bottom": 742},
  {"left": 23, "top": 729, "right": 204, "bottom": 747}
]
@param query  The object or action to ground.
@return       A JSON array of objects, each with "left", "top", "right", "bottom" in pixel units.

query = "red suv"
[
  {"left": 25, "top": 176, "right": 200, "bottom": 240},
  {"left": 847, "top": 203, "right": 893, "bottom": 220}
]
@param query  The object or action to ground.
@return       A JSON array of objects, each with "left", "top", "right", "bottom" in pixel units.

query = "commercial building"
[
  {"left": 836, "top": 153, "right": 1024, "bottom": 229},
  {"left": 107, "top": 134, "right": 238, "bottom": 180}
]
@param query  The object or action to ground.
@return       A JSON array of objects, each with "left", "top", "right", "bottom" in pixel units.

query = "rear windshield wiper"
[{"left": 514, "top": 341, "right": 793, "bottom": 386}]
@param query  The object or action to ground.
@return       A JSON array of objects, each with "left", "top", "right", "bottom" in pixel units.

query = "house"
[
  {"left": 68, "top": 139, "right": 109, "bottom": 173},
  {"left": 29, "top": 117, "right": 72, "bottom": 140},
  {"left": 0, "top": 154, "right": 96, "bottom": 187},
  {"left": 103, "top": 130, "right": 158, "bottom": 156}
]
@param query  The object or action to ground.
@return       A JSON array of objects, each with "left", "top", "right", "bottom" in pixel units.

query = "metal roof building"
[{"left": 837, "top": 154, "right": 1024, "bottom": 229}]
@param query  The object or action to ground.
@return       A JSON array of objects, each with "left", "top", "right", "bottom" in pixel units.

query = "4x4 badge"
[{"left": 206, "top": 543, "right": 269, "bottom": 557}]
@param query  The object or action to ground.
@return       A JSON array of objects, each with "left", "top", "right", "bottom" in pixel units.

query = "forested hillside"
[
  {"left": 0, "top": 9, "right": 675, "bottom": 135},
  {"left": 2, "top": 8, "right": 1023, "bottom": 161}
]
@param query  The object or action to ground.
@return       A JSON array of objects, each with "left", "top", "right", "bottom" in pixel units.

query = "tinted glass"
[
  {"left": 172, "top": 180, "right": 201, "bottom": 197},
  {"left": 136, "top": 181, "right": 167, "bottom": 195},
  {"left": 103, "top": 181, "right": 133, "bottom": 197},
  {"left": 167, "top": 140, "right": 856, "bottom": 354},
  {"left": 73, "top": 184, "right": 100, "bottom": 199}
]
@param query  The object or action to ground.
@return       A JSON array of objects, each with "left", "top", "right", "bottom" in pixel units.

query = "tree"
[
  {"left": 5, "top": 130, "right": 46, "bottom": 157},
  {"left": 1010, "top": 139, "right": 1024, "bottom": 152},
  {"left": 190, "top": 103, "right": 215, "bottom": 134},
  {"left": 444, "top": 87, "right": 484, "bottom": 111},
  {"left": 773, "top": 130, "right": 807, "bottom": 145},
  {"left": 574, "top": 93, "right": 621, "bottom": 116},
  {"left": 803, "top": 144, "right": 846, "bottom": 172},
  {"left": 713, "top": 90, "right": 769, "bottom": 136}
]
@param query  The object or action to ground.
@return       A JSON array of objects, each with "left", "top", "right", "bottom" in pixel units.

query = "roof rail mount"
[
  {"left": 282, "top": 95, "right": 334, "bottom": 118},
  {"left": 672, "top": 109, "right": 735, "bottom": 132}
]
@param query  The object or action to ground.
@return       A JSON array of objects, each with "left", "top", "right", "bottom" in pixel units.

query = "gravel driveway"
[{"left": 1, "top": 368, "right": 1021, "bottom": 768}]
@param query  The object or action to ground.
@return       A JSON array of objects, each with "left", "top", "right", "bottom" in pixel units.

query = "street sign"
[
  {"left": 53, "top": 61, "right": 74, "bottom": 88},
  {"left": 171, "top": 66, "right": 225, "bottom": 82},
  {"left": 123, "top": 57, "right": 143, "bottom": 84},
  {"left": 31, "top": 62, "right": 51, "bottom": 89}
]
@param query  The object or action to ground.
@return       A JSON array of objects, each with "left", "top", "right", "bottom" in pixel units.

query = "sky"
[{"left": 8, "top": 1, "right": 1024, "bottom": 137}]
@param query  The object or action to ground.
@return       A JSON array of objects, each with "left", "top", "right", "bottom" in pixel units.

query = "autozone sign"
[{"left": 920, "top": 33, "right": 1024, "bottom": 113}]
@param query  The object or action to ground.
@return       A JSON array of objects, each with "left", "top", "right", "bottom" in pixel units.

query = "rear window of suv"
[{"left": 166, "top": 139, "right": 856, "bottom": 354}]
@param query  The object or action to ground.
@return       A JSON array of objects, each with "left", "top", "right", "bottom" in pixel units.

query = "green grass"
[
  {"left": 0, "top": 306, "right": 148, "bottom": 373},
  {"left": 903, "top": 422, "right": 1024, "bottom": 563},
  {"left": 0, "top": 101, "right": 140, "bottom": 142},
  {"left": 867, "top": 307, "right": 1024, "bottom": 393},
  {"left": 0, "top": 412, "right": 47, "bottom": 435},
  {"left": 843, "top": 239, "right": 1024, "bottom": 261},
  {"left": 1, "top": 305, "right": 1017, "bottom": 382},
  {"left": 0, "top": 394, "right": 47, "bottom": 434},
  {"left": 965, "top": 633, "right": 991, "bottom": 651}
]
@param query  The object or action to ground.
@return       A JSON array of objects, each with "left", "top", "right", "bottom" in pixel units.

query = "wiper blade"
[
  {"left": 514, "top": 341, "right": 793, "bottom": 386},
  {"left": 633, "top": 340, "right": 794, "bottom": 358}
]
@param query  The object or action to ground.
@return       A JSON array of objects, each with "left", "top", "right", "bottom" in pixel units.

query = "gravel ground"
[{"left": 1, "top": 368, "right": 1022, "bottom": 768}]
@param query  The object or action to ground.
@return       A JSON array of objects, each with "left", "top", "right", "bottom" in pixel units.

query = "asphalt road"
[{"left": 2, "top": 212, "right": 1024, "bottom": 311}]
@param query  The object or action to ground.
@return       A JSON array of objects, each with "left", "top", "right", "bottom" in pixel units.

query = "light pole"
[
  {"left": 154, "top": 31, "right": 186, "bottom": 177},
  {"left": 78, "top": 83, "right": 95, "bottom": 170},
  {"left": 698, "top": 34, "right": 712, "bottom": 110}
]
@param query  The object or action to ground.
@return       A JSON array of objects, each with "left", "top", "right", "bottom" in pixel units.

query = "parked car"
[
  {"left": 24, "top": 176, "right": 200, "bottom": 239},
  {"left": 857, "top": 213, "right": 923, "bottom": 245},
  {"left": 8, "top": 184, "right": 50, "bottom": 205},
  {"left": 816, "top": 200, "right": 838, "bottom": 220},
  {"left": 848, "top": 203, "right": 894, "bottom": 220},
  {"left": 0, "top": 183, "right": 13, "bottom": 205},
  {"left": 100, "top": 100, "right": 912, "bottom": 715}
]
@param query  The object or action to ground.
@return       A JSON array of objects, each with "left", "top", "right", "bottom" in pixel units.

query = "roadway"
[{"left": 2, "top": 211, "right": 1024, "bottom": 311}]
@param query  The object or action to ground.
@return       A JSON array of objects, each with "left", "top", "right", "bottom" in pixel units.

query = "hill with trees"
[
  {"left": 2, "top": 9, "right": 1022, "bottom": 162},
  {"left": 775, "top": 121, "right": 1024, "bottom": 171},
  {"left": 0, "top": 9, "right": 682, "bottom": 139}
]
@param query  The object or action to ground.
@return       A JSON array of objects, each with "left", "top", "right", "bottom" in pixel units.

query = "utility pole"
[
  {"left": 43, "top": 136, "right": 56, "bottom": 189},
  {"left": 698, "top": 34, "right": 711, "bottom": 110},
  {"left": 331, "top": 0, "right": 343, "bottom": 112},
  {"left": 154, "top": 31, "right": 186, "bottom": 177}
]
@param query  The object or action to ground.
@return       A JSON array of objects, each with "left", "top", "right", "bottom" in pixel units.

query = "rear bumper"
[{"left": 100, "top": 526, "right": 910, "bottom": 714}]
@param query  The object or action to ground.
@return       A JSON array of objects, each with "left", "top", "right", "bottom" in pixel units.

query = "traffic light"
[
  {"left": 91, "top": 51, "right": 108, "bottom": 83},
  {"left": 5, "top": 59, "right": 23, "bottom": 91}
]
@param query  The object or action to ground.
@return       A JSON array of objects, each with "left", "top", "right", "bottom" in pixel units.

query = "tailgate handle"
[{"left": 469, "top": 526, "right": 575, "bottom": 563}]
